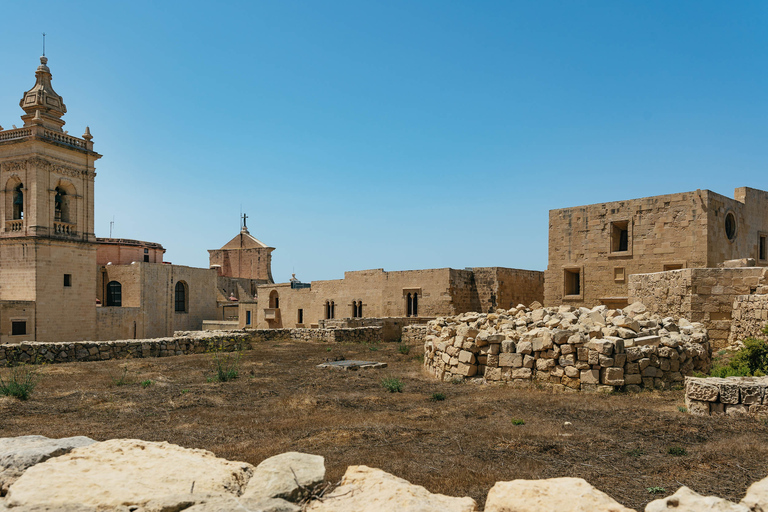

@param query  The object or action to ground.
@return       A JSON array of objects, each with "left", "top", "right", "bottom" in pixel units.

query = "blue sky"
[{"left": 1, "top": 1, "right": 766, "bottom": 281}]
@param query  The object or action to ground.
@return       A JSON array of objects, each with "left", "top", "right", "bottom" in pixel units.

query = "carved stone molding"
[{"left": 1, "top": 157, "right": 94, "bottom": 179}]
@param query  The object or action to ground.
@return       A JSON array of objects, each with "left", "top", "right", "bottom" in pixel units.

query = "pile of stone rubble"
[
  {"left": 1, "top": 435, "right": 767, "bottom": 511},
  {"left": 424, "top": 302, "right": 711, "bottom": 391}
]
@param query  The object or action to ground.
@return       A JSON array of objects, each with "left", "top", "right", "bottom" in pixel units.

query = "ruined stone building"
[{"left": 545, "top": 187, "right": 768, "bottom": 309}]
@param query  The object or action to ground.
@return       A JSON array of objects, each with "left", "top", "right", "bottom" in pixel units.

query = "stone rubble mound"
[
  {"left": 2, "top": 436, "right": 768, "bottom": 511},
  {"left": 424, "top": 302, "right": 711, "bottom": 391}
]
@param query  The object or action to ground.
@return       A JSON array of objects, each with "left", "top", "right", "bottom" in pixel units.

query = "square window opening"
[
  {"left": 64, "top": 274, "right": 72, "bottom": 287},
  {"left": 564, "top": 268, "right": 581, "bottom": 296},
  {"left": 11, "top": 321, "right": 26, "bottom": 336},
  {"left": 611, "top": 221, "right": 629, "bottom": 253},
  {"left": 144, "top": 255, "right": 150, "bottom": 262}
]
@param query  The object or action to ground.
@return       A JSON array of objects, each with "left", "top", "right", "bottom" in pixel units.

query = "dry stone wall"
[
  {"left": 729, "top": 294, "right": 768, "bottom": 345},
  {"left": 685, "top": 376, "right": 768, "bottom": 418},
  {"left": 403, "top": 324, "right": 429, "bottom": 344},
  {"left": 0, "top": 327, "right": 382, "bottom": 367},
  {"left": 424, "top": 302, "right": 711, "bottom": 391}
]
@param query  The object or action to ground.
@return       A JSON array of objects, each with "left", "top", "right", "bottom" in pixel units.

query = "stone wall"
[
  {"left": 729, "top": 294, "right": 768, "bottom": 344},
  {"left": 0, "top": 327, "right": 382, "bottom": 367},
  {"left": 319, "top": 317, "right": 431, "bottom": 342},
  {"left": 424, "top": 303, "right": 711, "bottom": 391},
  {"left": 685, "top": 376, "right": 768, "bottom": 418},
  {"left": 628, "top": 267, "right": 768, "bottom": 349},
  {"left": 402, "top": 324, "right": 428, "bottom": 344}
]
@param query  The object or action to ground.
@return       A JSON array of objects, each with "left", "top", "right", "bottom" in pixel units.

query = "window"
[
  {"left": 725, "top": 212, "right": 737, "bottom": 241},
  {"left": 330, "top": 301, "right": 335, "bottom": 319},
  {"left": 11, "top": 321, "right": 26, "bottom": 336},
  {"left": 175, "top": 281, "right": 187, "bottom": 312},
  {"left": 610, "top": 221, "right": 629, "bottom": 253},
  {"left": 269, "top": 290, "right": 279, "bottom": 309},
  {"left": 12, "top": 183, "right": 23, "bottom": 220},
  {"left": 64, "top": 274, "right": 72, "bottom": 287},
  {"left": 106, "top": 281, "right": 122, "bottom": 306},
  {"left": 663, "top": 263, "right": 684, "bottom": 271},
  {"left": 298, "top": 309, "right": 304, "bottom": 324},
  {"left": 760, "top": 235, "right": 767, "bottom": 262},
  {"left": 144, "top": 248, "right": 150, "bottom": 262},
  {"left": 352, "top": 301, "right": 363, "bottom": 318},
  {"left": 564, "top": 268, "right": 581, "bottom": 297},
  {"left": 406, "top": 293, "right": 419, "bottom": 317},
  {"left": 613, "top": 267, "right": 625, "bottom": 283},
  {"left": 245, "top": 311, "right": 252, "bottom": 325}
]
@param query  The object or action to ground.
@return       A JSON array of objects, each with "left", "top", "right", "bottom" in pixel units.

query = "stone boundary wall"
[
  {"left": 628, "top": 267, "right": 768, "bottom": 350},
  {"left": 402, "top": 324, "right": 429, "bottom": 344},
  {"left": 685, "top": 376, "right": 768, "bottom": 418},
  {"left": 729, "top": 294, "right": 768, "bottom": 344},
  {"left": 424, "top": 303, "right": 711, "bottom": 392},
  {"left": 318, "top": 317, "right": 431, "bottom": 342},
  {"left": 0, "top": 327, "right": 382, "bottom": 367}
]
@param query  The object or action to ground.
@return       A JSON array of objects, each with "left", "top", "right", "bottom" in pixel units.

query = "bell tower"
[{"left": 0, "top": 55, "right": 101, "bottom": 342}]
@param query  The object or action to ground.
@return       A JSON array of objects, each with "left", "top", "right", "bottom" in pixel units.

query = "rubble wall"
[
  {"left": 685, "top": 376, "right": 768, "bottom": 418},
  {"left": 424, "top": 303, "right": 711, "bottom": 391},
  {"left": 729, "top": 294, "right": 768, "bottom": 344}
]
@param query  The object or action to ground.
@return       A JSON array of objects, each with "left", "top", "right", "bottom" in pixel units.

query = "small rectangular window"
[
  {"left": 564, "top": 268, "right": 581, "bottom": 296},
  {"left": 298, "top": 309, "right": 304, "bottom": 324},
  {"left": 613, "top": 267, "right": 625, "bottom": 283},
  {"left": 11, "top": 321, "right": 26, "bottom": 336},
  {"left": 64, "top": 274, "right": 72, "bottom": 287},
  {"left": 245, "top": 311, "right": 252, "bottom": 325},
  {"left": 144, "top": 248, "right": 149, "bottom": 253},
  {"left": 144, "top": 255, "right": 150, "bottom": 262},
  {"left": 611, "top": 221, "right": 629, "bottom": 253},
  {"left": 664, "top": 263, "right": 684, "bottom": 271},
  {"left": 760, "top": 235, "right": 767, "bottom": 261}
]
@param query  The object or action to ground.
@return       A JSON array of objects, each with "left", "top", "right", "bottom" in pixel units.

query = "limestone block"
[
  {"left": 487, "top": 334, "right": 505, "bottom": 343},
  {"left": 485, "top": 367, "right": 502, "bottom": 381},
  {"left": 586, "top": 310, "right": 607, "bottom": 325},
  {"left": 614, "top": 354, "right": 626, "bottom": 367},
  {"left": 499, "top": 353, "right": 519, "bottom": 368},
  {"left": 616, "top": 328, "right": 637, "bottom": 339},
  {"left": 577, "top": 347, "right": 589, "bottom": 361},
  {"left": 568, "top": 333, "right": 587, "bottom": 344},
  {"left": 523, "top": 355, "right": 535, "bottom": 369},
  {"left": 565, "top": 366, "right": 579, "bottom": 378},
  {"left": 516, "top": 341, "right": 532, "bottom": 354},
  {"left": 306, "top": 465, "right": 476, "bottom": 512},
  {"left": 560, "top": 344, "right": 574, "bottom": 355},
  {"left": 456, "top": 363, "right": 477, "bottom": 377},
  {"left": 588, "top": 350, "right": 599, "bottom": 365},
  {"left": 612, "top": 316, "right": 640, "bottom": 332},
  {"left": 458, "top": 351, "right": 475, "bottom": 364},
  {"left": 725, "top": 404, "right": 749, "bottom": 417},
  {"left": 638, "top": 358, "right": 651, "bottom": 372},
  {"left": 536, "top": 358, "right": 555, "bottom": 371},
  {"left": 484, "top": 477, "right": 634, "bottom": 512},
  {"left": 456, "top": 326, "right": 479, "bottom": 338},
  {"left": 599, "top": 355, "right": 614, "bottom": 368},
  {"left": 512, "top": 368, "right": 532, "bottom": 379},
  {"left": 488, "top": 344, "right": 501, "bottom": 355},
  {"left": 625, "top": 347, "right": 643, "bottom": 362},
  {"left": 710, "top": 403, "right": 725, "bottom": 415},
  {"left": 241, "top": 452, "right": 325, "bottom": 502},
  {"left": 623, "top": 302, "right": 646, "bottom": 316},
  {"left": 719, "top": 382, "right": 740, "bottom": 404},
  {"left": 624, "top": 374, "right": 642, "bottom": 385},
  {"left": 685, "top": 397, "right": 710, "bottom": 416},
  {"left": 0, "top": 435, "right": 96, "bottom": 495},
  {"left": 581, "top": 370, "right": 600, "bottom": 385},
  {"left": 646, "top": 486, "right": 749, "bottom": 512},
  {"left": 742, "top": 473, "right": 768, "bottom": 512},
  {"left": 486, "top": 354, "right": 499, "bottom": 367},
  {"left": 588, "top": 340, "right": 614, "bottom": 356},
  {"left": 739, "top": 383, "right": 765, "bottom": 405},
  {"left": 601, "top": 367, "right": 624, "bottom": 386},
  {"left": 625, "top": 362, "right": 640, "bottom": 375},
  {"left": 642, "top": 366, "right": 658, "bottom": 378},
  {"left": 559, "top": 354, "right": 576, "bottom": 367},
  {"left": 750, "top": 404, "right": 768, "bottom": 418},
  {"left": 4, "top": 439, "right": 254, "bottom": 509},
  {"left": 553, "top": 330, "right": 571, "bottom": 344}
]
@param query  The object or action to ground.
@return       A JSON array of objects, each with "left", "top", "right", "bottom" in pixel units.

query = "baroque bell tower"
[{"left": 0, "top": 55, "right": 101, "bottom": 342}]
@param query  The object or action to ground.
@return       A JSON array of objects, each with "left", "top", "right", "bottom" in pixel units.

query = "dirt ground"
[{"left": 2, "top": 336, "right": 767, "bottom": 510}]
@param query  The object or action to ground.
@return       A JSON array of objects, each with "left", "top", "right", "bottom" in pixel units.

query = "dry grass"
[{"left": 1, "top": 337, "right": 767, "bottom": 510}]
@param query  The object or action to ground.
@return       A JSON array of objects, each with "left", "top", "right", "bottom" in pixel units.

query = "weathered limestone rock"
[
  {"left": 484, "top": 477, "right": 634, "bottom": 512},
  {"left": 0, "top": 435, "right": 96, "bottom": 495},
  {"left": 5, "top": 439, "right": 254, "bottom": 509},
  {"left": 741, "top": 473, "right": 768, "bottom": 511},
  {"left": 241, "top": 452, "right": 325, "bottom": 502},
  {"left": 686, "top": 378, "right": 719, "bottom": 402},
  {"left": 645, "top": 486, "right": 750, "bottom": 512},
  {"left": 305, "top": 465, "right": 476, "bottom": 512},
  {"left": 685, "top": 397, "right": 710, "bottom": 416}
]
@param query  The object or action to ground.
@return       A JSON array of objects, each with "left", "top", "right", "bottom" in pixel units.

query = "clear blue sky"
[{"left": 1, "top": 1, "right": 766, "bottom": 281}]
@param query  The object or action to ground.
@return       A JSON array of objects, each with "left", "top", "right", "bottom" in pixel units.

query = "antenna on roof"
[
  {"left": 42, "top": 33, "right": 46, "bottom": 56},
  {"left": 109, "top": 216, "right": 114, "bottom": 238}
]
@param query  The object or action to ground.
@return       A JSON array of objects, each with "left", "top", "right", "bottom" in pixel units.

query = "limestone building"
[
  {"left": 246, "top": 267, "right": 545, "bottom": 330},
  {"left": 545, "top": 187, "right": 768, "bottom": 308}
]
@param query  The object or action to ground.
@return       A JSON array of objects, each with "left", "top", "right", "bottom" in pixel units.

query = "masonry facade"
[{"left": 545, "top": 187, "right": 768, "bottom": 308}]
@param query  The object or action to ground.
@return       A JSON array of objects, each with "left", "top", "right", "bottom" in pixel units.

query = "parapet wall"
[
  {"left": 0, "top": 327, "right": 382, "bottom": 367},
  {"left": 685, "top": 376, "right": 768, "bottom": 418},
  {"left": 729, "top": 294, "right": 768, "bottom": 344},
  {"left": 424, "top": 303, "right": 711, "bottom": 391},
  {"left": 628, "top": 267, "right": 768, "bottom": 349}
]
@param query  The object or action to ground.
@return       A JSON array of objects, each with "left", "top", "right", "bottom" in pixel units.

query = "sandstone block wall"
[
  {"left": 402, "top": 324, "right": 428, "bottom": 344},
  {"left": 628, "top": 267, "right": 768, "bottom": 349},
  {"left": 424, "top": 303, "right": 710, "bottom": 391},
  {"left": 319, "top": 317, "right": 431, "bottom": 342},
  {"left": 0, "top": 327, "right": 382, "bottom": 367},
  {"left": 729, "top": 294, "right": 768, "bottom": 344},
  {"left": 685, "top": 376, "right": 768, "bottom": 418}
]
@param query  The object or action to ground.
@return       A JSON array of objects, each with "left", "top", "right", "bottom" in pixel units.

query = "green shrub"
[
  {"left": 210, "top": 350, "right": 241, "bottom": 382},
  {"left": 430, "top": 392, "right": 446, "bottom": 401},
  {"left": 381, "top": 377, "right": 403, "bottom": 393},
  {"left": 678, "top": 406, "right": 688, "bottom": 413},
  {"left": 511, "top": 418, "right": 525, "bottom": 426},
  {"left": 0, "top": 366, "right": 38, "bottom": 400},
  {"left": 627, "top": 448, "right": 645, "bottom": 457},
  {"left": 647, "top": 487, "right": 666, "bottom": 495},
  {"left": 668, "top": 446, "right": 687, "bottom": 456},
  {"left": 141, "top": 379, "right": 153, "bottom": 389},
  {"left": 398, "top": 343, "right": 411, "bottom": 355},
  {"left": 711, "top": 327, "right": 768, "bottom": 377}
]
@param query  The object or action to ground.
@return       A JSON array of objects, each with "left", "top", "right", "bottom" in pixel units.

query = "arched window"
[
  {"left": 175, "top": 281, "right": 188, "bottom": 313},
  {"left": 325, "top": 301, "right": 330, "bottom": 320},
  {"left": 351, "top": 301, "right": 358, "bottom": 318},
  {"left": 357, "top": 301, "right": 363, "bottom": 318},
  {"left": 412, "top": 293, "right": 418, "bottom": 317},
  {"left": 406, "top": 293, "right": 412, "bottom": 317},
  {"left": 406, "top": 293, "right": 418, "bottom": 317},
  {"left": 330, "top": 301, "right": 335, "bottom": 319},
  {"left": 106, "top": 281, "right": 122, "bottom": 307},
  {"left": 269, "top": 290, "right": 279, "bottom": 309},
  {"left": 53, "top": 181, "right": 76, "bottom": 225}
]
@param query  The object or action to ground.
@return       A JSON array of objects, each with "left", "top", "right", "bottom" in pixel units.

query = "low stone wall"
[
  {"left": 0, "top": 327, "right": 382, "bottom": 367},
  {"left": 424, "top": 303, "right": 711, "bottom": 391},
  {"left": 729, "top": 294, "right": 768, "bottom": 345},
  {"left": 318, "top": 317, "right": 432, "bottom": 342},
  {"left": 685, "top": 376, "right": 768, "bottom": 418},
  {"left": 202, "top": 320, "right": 239, "bottom": 331},
  {"left": 402, "top": 324, "right": 428, "bottom": 344}
]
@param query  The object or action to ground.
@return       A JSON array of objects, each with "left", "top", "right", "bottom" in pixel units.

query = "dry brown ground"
[{"left": 2, "top": 337, "right": 767, "bottom": 511}]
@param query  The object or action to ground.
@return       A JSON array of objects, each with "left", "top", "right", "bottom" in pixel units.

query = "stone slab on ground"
[
  {"left": 316, "top": 360, "right": 387, "bottom": 370},
  {"left": 645, "top": 486, "right": 750, "bottom": 512},
  {"left": 484, "top": 477, "right": 635, "bottom": 512}
]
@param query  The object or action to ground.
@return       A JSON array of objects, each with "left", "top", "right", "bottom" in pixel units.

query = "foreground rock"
[
  {"left": 241, "top": 451, "right": 325, "bottom": 502},
  {"left": 5, "top": 439, "right": 254, "bottom": 509},
  {"left": 484, "top": 477, "right": 635, "bottom": 512},
  {"left": 741, "top": 477, "right": 768, "bottom": 512},
  {"left": 0, "top": 436, "right": 95, "bottom": 496},
  {"left": 645, "top": 486, "right": 750, "bottom": 511},
  {"left": 305, "top": 465, "right": 477, "bottom": 512}
]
